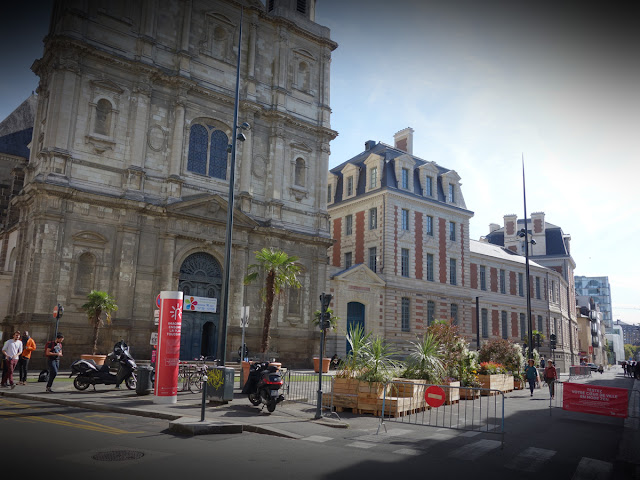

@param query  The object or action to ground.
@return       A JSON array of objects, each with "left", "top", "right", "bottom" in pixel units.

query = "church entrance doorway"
[{"left": 178, "top": 252, "right": 222, "bottom": 361}]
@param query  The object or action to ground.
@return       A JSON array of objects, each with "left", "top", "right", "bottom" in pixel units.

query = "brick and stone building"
[{"left": 0, "top": 0, "right": 337, "bottom": 367}]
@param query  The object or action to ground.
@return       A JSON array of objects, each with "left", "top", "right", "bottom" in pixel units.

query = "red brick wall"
[
  {"left": 490, "top": 267, "right": 498, "bottom": 292},
  {"left": 439, "top": 217, "right": 447, "bottom": 283},
  {"left": 470, "top": 263, "right": 478, "bottom": 289},
  {"left": 332, "top": 218, "right": 342, "bottom": 267},
  {"left": 415, "top": 212, "right": 423, "bottom": 279},
  {"left": 492, "top": 309, "right": 499, "bottom": 336},
  {"left": 509, "top": 271, "right": 516, "bottom": 295},
  {"left": 508, "top": 245, "right": 517, "bottom": 252},
  {"left": 355, "top": 210, "right": 365, "bottom": 264},
  {"left": 534, "top": 218, "right": 543, "bottom": 233},
  {"left": 511, "top": 312, "right": 518, "bottom": 337},
  {"left": 460, "top": 223, "right": 465, "bottom": 286},
  {"left": 506, "top": 221, "right": 515, "bottom": 235}
]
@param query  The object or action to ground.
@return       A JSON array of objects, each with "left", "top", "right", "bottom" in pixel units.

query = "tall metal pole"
[
  {"left": 218, "top": 7, "right": 243, "bottom": 367},
  {"left": 476, "top": 296, "right": 480, "bottom": 350},
  {"left": 522, "top": 156, "right": 534, "bottom": 360}
]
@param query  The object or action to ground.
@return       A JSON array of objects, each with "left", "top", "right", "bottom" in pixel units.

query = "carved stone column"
[
  {"left": 159, "top": 233, "right": 176, "bottom": 292},
  {"left": 168, "top": 95, "right": 186, "bottom": 178}
]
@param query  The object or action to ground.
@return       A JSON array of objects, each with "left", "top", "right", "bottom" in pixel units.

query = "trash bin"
[
  {"left": 136, "top": 365, "right": 154, "bottom": 396},
  {"left": 206, "top": 366, "right": 234, "bottom": 402}
]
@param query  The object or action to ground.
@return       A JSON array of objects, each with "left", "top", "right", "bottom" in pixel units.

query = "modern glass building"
[{"left": 574, "top": 276, "right": 613, "bottom": 332}]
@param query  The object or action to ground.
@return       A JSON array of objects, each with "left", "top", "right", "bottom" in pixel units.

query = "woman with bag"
[
  {"left": 544, "top": 360, "right": 558, "bottom": 399},
  {"left": 524, "top": 359, "right": 538, "bottom": 397}
]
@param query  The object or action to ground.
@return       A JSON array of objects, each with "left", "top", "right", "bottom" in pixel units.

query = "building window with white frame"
[
  {"left": 370, "top": 166, "right": 378, "bottom": 189},
  {"left": 401, "top": 297, "right": 410, "bottom": 332},
  {"left": 402, "top": 209, "right": 409, "bottom": 231},
  {"left": 345, "top": 214, "right": 353, "bottom": 235},
  {"left": 518, "top": 272, "right": 524, "bottom": 297},
  {"left": 538, "top": 315, "right": 543, "bottom": 334},
  {"left": 480, "top": 265, "right": 487, "bottom": 290},
  {"left": 369, "top": 247, "right": 377, "bottom": 273},
  {"left": 500, "top": 269, "right": 506, "bottom": 294},
  {"left": 426, "top": 215, "right": 433, "bottom": 236},
  {"left": 402, "top": 168, "right": 409, "bottom": 189},
  {"left": 327, "top": 184, "right": 332, "bottom": 203},
  {"left": 448, "top": 183, "right": 455, "bottom": 203},
  {"left": 345, "top": 252, "right": 352, "bottom": 269},
  {"left": 450, "top": 258, "right": 457, "bottom": 285},
  {"left": 426, "top": 253, "right": 434, "bottom": 281},
  {"left": 427, "top": 300, "right": 435, "bottom": 326},
  {"left": 369, "top": 207, "right": 377, "bottom": 229},
  {"left": 501, "top": 311, "right": 508, "bottom": 339},
  {"left": 451, "top": 303, "right": 458, "bottom": 326},
  {"left": 426, "top": 175, "right": 433, "bottom": 196},
  {"left": 536, "top": 276, "right": 541, "bottom": 299},
  {"left": 401, "top": 248, "right": 410, "bottom": 277},
  {"left": 347, "top": 176, "right": 354, "bottom": 196},
  {"left": 482, "top": 308, "right": 489, "bottom": 338},
  {"left": 449, "top": 221, "right": 456, "bottom": 241}
]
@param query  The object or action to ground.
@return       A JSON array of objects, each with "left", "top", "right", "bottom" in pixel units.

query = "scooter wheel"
[
  {"left": 125, "top": 375, "right": 136, "bottom": 390},
  {"left": 74, "top": 376, "right": 91, "bottom": 391},
  {"left": 248, "top": 393, "right": 261, "bottom": 406},
  {"left": 267, "top": 400, "right": 276, "bottom": 413}
]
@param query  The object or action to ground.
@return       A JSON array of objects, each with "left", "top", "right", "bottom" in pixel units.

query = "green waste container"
[{"left": 136, "top": 365, "right": 154, "bottom": 396}]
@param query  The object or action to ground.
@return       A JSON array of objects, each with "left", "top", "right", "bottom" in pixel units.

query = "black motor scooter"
[
  {"left": 241, "top": 362, "right": 284, "bottom": 412},
  {"left": 70, "top": 340, "right": 137, "bottom": 390}
]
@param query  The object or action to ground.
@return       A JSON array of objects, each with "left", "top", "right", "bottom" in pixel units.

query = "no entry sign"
[{"left": 425, "top": 385, "right": 446, "bottom": 408}]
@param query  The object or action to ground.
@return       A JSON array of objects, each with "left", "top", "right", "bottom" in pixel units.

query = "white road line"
[
  {"left": 393, "top": 448, "right": 422, "bottom": 456},
  {"left": 448, "top": 439, "right": 502, "bottom": 460},
  {"left": 505, "top": 447, "right": 556, "bottom": 472},
  {"left": 460, "top": 431, "right": 482, "bottom": 437},
  {"left": 346, "top": 441, "right": 377, "bottom": 449},
  {"left": 571, "top": 458, "right": 613, "bottom": 480},
  {"left": 302, "top": 435, "right": 332, "bottom": 443}
]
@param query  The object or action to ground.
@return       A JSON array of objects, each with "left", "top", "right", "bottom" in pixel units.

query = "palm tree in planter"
[
  {"left": 82, "top": 290, "right": 118, "bottom": 356},
  {"left": 243, "top": 248, "right": 301, "bottom": 360}
]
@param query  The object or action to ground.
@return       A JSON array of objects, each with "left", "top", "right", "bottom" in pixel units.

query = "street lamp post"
[
  {"left": 476, "top": 296, "right": 480, "bottom": 350},
  {"left": 218, "top": 7, "right": 248, "bottom": 366},
  {"left": 520, "top": 157, "right": 534, "bottom": 360}
]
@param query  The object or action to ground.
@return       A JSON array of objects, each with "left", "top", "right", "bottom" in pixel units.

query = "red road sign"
[
  {"left": 53, "top": 305, "right": 58, "bottom": 318},
  {"left": 425, "top": 385, "right": 446, "bottom": 408},
  {"left": 156, "top": 294, "right": 161, "bottom": 308}
]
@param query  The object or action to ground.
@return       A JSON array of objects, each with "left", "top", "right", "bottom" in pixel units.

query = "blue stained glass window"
[
  {"left": 187, "top": 124, "right": 208, "bottom": 175},
  {"left": 210, "top": 130, "right": 228, "bottom": 179}
]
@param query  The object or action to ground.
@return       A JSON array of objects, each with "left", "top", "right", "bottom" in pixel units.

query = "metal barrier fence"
[
  {"left": 377, "top": 381, "right": 505, "bottom": 448},
  {"left": 568, "top": 366, "right": 592, "bottom": 378},
  {"left": 281, "top": 370, "right": 333, "bottom": 409}
]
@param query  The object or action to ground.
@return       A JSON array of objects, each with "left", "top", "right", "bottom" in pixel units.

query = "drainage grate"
[{"left": 91, "top": 450, "right": 145, "bottom": 462}]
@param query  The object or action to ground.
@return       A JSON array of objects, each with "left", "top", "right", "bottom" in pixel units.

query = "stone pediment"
[
  {"left": 90, "top": 79, "right": 124, "bottom": 94},
  {"left": 332, "top": 264, "right": 385, "bottom": 287},
  {"left": 166, "top": 194, "right": 258, "bottom": 227},
  {"left": 72, "top": 231, "right": 108, "bottom": 245}
]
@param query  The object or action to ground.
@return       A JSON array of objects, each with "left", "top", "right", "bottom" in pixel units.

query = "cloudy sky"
[{"left": 1, "top": 1, "right": 638, "bottom": 325}]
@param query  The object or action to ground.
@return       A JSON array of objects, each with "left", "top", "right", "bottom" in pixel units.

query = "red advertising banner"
[
  {"left": 154, "top": 291, "right": 183, "bottom": 404},
  {"left": 562, "top": 382, "right": 628, "bottom": 418}
]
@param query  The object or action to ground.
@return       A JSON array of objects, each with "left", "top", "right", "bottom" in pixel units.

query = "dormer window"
[
  {"left": 327, "top": 185, "right": 332, "bottom": 203},
  {"left": 426, "top": 176, "right": 433, "bottom": 196},
  {"left": 401, "top": 168, "right": 409, "bottom": 189},
  {"left": 347, "top": 176, "right": 354, "bottom": 196},
  {"left": 448, "top": 184, "right": 455, "bottom": 203},
  {"left": 370, "top": 167, "right": 378, "bottom": 189}
]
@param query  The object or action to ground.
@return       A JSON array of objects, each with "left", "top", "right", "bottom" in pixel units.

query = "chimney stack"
[{"left": 393, "top": 127, "right": 414, "bottom": 154}]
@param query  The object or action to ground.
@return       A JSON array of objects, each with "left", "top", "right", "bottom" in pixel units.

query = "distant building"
[
  {"left": 616, "top": 320, "right": 640, "bottom": 346},
  {"left": 606, "top": 324, "right": 624, "bottom": 364},
  {"left": 575, "top": 296, "right": 608, "bottom": 365},
  {"left": 575, "top": 276, "right": 613, "bottom": 332}
]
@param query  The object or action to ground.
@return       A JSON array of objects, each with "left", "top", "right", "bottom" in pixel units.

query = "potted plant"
[
  {"left": 396, "top": 333, "right": 443, "bottom": 404},
  {"left": 243, "top": 248, "right": 301, "bottom": 361},
  {"left": 312, "top": 307, "right": 339, "bottom": 373},
  {"left": 81, "top": 290, "right": 118, "bottom": 365}
]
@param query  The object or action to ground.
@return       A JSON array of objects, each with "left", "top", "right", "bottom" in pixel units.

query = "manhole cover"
[{"left": 91, "top": 450, "right": 145, "bottom": 462}]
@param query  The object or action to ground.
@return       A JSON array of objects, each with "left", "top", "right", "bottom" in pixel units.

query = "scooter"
[
  {"left": 70, "top": 340, "right": 137, "bottom": 391},
  {"left": 241, "top": 362, "right": 284, "bottom": 413}
]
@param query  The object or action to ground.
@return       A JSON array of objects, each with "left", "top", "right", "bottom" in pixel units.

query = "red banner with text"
[
  {"left": 562, "top": 382, "right": 628, "bottom": 418},
  {"left": 154, "top": 291, "right": 183, "bottom": 404}
]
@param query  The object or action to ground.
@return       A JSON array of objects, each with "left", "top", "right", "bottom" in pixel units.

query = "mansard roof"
[
  {"left": 0, "top": 94, "right": 37, "bottom": 159},
  {"left": 329, "top": 141, "right": 468, "bottom": 211},
  {"left": 485, "top": 218, "right": 569, "bottom": 256},
  {"left": 470, "top": 239, "right": 545, "bottom": 269}
]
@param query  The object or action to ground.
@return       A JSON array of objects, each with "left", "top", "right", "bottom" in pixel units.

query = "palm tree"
[
  {"left": 81, "top": 290, "right": 118, "bottom": 355},
  {"left": 244, "top": 248, "right": 301, "bottom": 357}
]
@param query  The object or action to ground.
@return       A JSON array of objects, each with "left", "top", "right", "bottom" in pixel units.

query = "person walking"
[
  {"left": 524, "top": 359, "right": 538, "bottom": 397},
  {"left": 540, "top": 356, "right": 546, "bottom": 369},
  {"left": 544, "top": 360, "right": 558, "bottom": 399},
  {"left": 2, "top": 331, "right": 23, "bottom": 389},
  {"left": 17, "top": 331, "right": 36, "bottom": 385},
  {"left": 44, "top": 333, "right": 64, "bottom": 393}
]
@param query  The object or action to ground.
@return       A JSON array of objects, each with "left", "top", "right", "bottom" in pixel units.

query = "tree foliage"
[
  {"left": 81, "top": 290, "right": 118, "bottom": 355},
  {"left": 478, "top": 338, "right": 524, "bottom": 374}
]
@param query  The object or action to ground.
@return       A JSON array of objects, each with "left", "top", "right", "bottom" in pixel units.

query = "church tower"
[{"left": 3, "top": 0, "right": 337, "bottom": 367}]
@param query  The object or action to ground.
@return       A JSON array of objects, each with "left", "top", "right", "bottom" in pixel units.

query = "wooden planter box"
[
  {"left": 442, "top": 380, "right": 460, "bottom": 404},
  {"left": 390, "top": 379, "right": 426, "bottom": 399},
  {"left": 460, "top": 387, "right": 480, "bottom": 399},
  {"left": 332, "top": 377, "right": 359, "bottom": 395},
  {"left": 477, "top": 373, "right": 515, "bottom": 394}
]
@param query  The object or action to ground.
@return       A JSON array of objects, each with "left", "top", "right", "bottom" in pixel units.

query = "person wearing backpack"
[
  {"left": 17, "top": 331, "right": 36, "bottom": 385},
  {"left": 44, "top": 333, "right": 64, "bottom": 393},
  {"left": 544, "top": 360, "right": 558, "bottom": 399}
]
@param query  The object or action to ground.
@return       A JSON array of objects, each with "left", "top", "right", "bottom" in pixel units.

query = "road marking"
[
  {"left": 302, "top": 435, "right": 332, "bottom": 443},
  {"left": 505, "top": 447, "right": 556, "bottom": 472},
  {"left": 448, "top": 439, "right": 502, "bottom": 460},
  {"left": 346, "top": 441, "right": 376, "bottom": 449},
  {"left": 571, "top": 458, "right": 613, "bottom": 480},
  {"left": 460, "top": 431, "right": 481, "bottom": 437},
  {"left": 393, "top": 448, "right": 422, "bottom": 456}
]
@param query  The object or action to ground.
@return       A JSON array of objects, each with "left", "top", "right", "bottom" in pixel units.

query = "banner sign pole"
[{"left": 154, "top": 291, "right": 183, "bottom": 404}]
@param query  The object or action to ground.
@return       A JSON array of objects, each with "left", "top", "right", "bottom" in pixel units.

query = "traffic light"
[
  {"left": 550, "top": 333, "right": 557, "bottom": 349},
  {"left": 535, "top": 334, "right": 541, "bottom": 349},
  {"left": 320, "top": 293, "right": 333, "bottom": 312}
]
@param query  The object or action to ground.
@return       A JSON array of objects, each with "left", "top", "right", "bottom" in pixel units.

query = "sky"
[{"left": 1, "top": 1, "right": 638, "bottom": 325}]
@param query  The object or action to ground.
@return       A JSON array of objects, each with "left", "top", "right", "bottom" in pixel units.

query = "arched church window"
[
  {"left": 187, "top": 123, "right": 229, "bottom": 179},
  {"left": 75, "top": 252, "right": 96, "bottom": 295},
  {"left": 7, "top": 247, "right": 16, "bottom": 272},
  {"left": 94, "top": 99, "right": 112, "bottom": 136},
  {"left": 294, "top": 158, "right": 305, "bottom": 186}
]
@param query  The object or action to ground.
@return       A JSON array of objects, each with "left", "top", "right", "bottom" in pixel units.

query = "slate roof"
[
  {"left": 0, "top": 94, "right": 37, "bottom": 159},
  {"left": 485, "top": 218, "right": 570, "bottom": 257},
  {"left": 329, "top": 141, "right": 470, "bottom": 212},
  {"left": 470, "top": 239, "right": 545, "bottom": 268}
]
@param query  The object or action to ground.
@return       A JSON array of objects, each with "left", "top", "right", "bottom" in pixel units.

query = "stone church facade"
[{"left": 0, "top": 0, "right": 337, "bottom": 367}]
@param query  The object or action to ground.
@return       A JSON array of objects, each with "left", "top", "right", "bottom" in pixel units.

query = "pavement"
[{"left": 1, "top": 366, "right": 639, "bottom": 471}]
